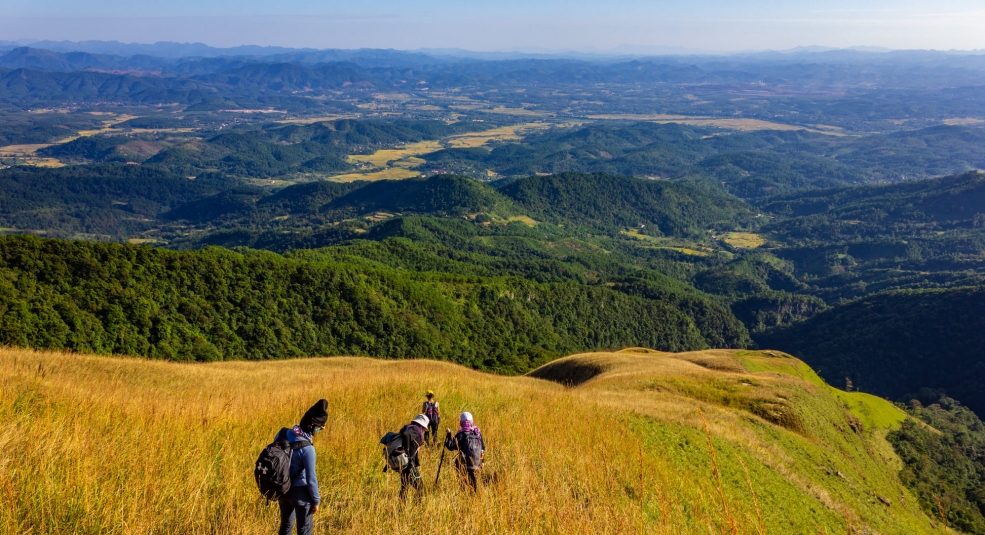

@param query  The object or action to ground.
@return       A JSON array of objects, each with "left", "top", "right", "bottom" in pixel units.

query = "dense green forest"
[
  {"left": 0, "top": 235, "right": 751, "bottom": 373},
  {"left": 890, "top": 394, "right": 985, "bottom": 534},
  {"left": 757, "top": 287, "right": 985, "bottom": 416},
  {"left": 0, "top": 165, "right": 238, "bottom": 238}
]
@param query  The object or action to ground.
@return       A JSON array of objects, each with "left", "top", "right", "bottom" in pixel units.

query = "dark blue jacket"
[{"left": 276, "top": 428, "right": 320, "bottom": 506}]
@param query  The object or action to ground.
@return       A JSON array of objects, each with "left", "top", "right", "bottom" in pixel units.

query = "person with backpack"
[
  {"left": 256, "top": 399, "right": 328, "bottom": 535},
  {"left": 444, "top": 412, "right": 485, "bottom": 492},
  {"left": 422, "top": 390, "right": 440, "bottom": 444},
  {"left": 398, "top": 414, "right": 429, "bottom": 498}
]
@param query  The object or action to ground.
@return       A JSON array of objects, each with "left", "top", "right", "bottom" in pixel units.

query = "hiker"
[
  {"left": 276, "top": 400, "right": 327, "bottom": 535},
  {"left": 444, "top": 411, "right": 485, "bottom": 492},
  {"left": 422, "top": 390, "right": 441, "bottom": 444},
  {"left": 398, "top": 414, "right": 429, "bottom": 498}
]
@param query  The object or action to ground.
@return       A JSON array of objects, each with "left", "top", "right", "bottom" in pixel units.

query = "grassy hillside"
[
  {"left": 757, "top": 286, "right": 985, "bottom": 416},
  {"left": 0, "top": 346, "right": 945, "bottom": 534}
]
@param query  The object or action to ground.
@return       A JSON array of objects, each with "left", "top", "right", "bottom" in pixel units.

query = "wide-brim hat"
[{"left": 412, "top": 414, "right": 430, "bottom": 428}]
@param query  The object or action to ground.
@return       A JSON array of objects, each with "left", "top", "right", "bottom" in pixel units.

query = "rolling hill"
[
  {"left": 0, "top": 346, "right": 946, "bottom": 533},
  {"left": 497, "top": 172, "right": 752, "bottom": 237}
]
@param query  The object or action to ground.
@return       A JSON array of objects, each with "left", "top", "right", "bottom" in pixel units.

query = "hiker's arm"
[
  {"left": 444, "top": 431, "right": 459, "bottom": 451},
  {"left": 303, "top": 446, "right": 320, "bottom": 506}
]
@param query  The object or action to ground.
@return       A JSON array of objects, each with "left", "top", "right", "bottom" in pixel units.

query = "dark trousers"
[
  {"left": 400, "top": 465, "right": 422, "bottom": 499},
  {"left": 425, "top": 421, "right": 439, "bottom": 444},
  {"left": 278, "top": 486, "right": 314, "bottom": 535},
  {"left": 455, "top": 458, "right": 479, "bottom": 492}
]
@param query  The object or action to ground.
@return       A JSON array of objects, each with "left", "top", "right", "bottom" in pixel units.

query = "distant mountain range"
[{"left": 1, "top": 39, "right": 984, "bottom": 64}]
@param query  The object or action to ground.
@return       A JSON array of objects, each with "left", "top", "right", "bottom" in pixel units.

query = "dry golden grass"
[
  {"left": 0, "top": 347, "right": 939, "bottom": 534},
  {"left": 721, "top": 233, "right": 766, "bottom": 249}
]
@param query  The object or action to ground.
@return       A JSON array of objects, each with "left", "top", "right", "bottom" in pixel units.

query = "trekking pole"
[{"left": 434, "top": 428, "right": 451, "bottom": 486}]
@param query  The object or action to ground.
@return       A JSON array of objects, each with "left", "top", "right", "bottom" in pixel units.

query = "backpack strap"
[{"left": 287, "top": 439, "right": 312, "bottom": 480}]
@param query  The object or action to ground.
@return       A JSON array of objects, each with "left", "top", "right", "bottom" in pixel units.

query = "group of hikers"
[{"left": 255, "top": 391, "right": 486, "bottom": 535}]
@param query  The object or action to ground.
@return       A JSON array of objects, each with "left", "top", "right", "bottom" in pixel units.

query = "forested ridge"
[
  {"left": 0, "top": 235, "right": 750, "bottom": 372},
  {"left": 757, "top": 286, "right": 985, "bottom": 415}
]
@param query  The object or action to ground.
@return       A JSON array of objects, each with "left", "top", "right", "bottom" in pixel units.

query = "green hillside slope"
[
  {"left": 324, "top": 174, "right": 520, "bottom": 218},
  {"left": 0, "top": 235, "right": 751, "bottom": 371},
  {"left": 757, "top": 286, "right": 985, "bottom": 415},
  {"left": 498, "top": 172, "right": 751, "bottom": 237}
]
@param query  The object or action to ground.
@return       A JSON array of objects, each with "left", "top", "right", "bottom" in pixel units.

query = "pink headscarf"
[{"left": 460, "top": 418, "right": 481, "bottom": 438}]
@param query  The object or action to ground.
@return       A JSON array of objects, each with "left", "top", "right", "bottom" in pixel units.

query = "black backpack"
[
  {"left": 254, "top": 428, "right": 311, "bottom": 501},
  {"left": 380, "top": 431, "right": 409, "bottom": 473},
  {"left": 459, "top": 430, "right": 483, "bottom": 470}
]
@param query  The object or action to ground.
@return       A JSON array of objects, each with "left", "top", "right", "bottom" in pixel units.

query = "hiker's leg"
[
  {"left": 277, "top": 496, "right": 296, "bottom": 535},
  {"left": 293, "top": 501, "right": 313, "bottom": 535},
  {"left": 400, "top": 469, "right": 410, "bottom": 499},
  {"left": 468, "top": 470, "right": 478, "bottom": 493},
  {"left": 455, "top": 459, "right": 468, "bottom": 490},
  {"left": 428, "top": 422, "right": 438, "bottom": 444},
  {"left": 290, "top": 487, "right": 314, "bottom": 535}
]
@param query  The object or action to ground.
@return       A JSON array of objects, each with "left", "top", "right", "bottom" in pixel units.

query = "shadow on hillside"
[{"left": 526, "top": 359, "right": 609, "bottom": 386}]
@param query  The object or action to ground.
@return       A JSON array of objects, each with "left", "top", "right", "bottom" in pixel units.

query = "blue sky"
[{"left": 3, "top": 0, "right": 985, "bottom": 52}]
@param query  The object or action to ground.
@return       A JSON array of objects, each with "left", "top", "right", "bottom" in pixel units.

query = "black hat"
[{"left": 300, "top": 399, "right": 329, "bottom": 433}]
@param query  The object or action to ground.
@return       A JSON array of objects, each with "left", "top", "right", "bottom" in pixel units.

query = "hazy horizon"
[{"left": 3, "top": 0, "right": 985, "bottom": 53}]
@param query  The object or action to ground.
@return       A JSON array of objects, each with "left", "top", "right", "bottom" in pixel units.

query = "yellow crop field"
[
  {"left": 586, "top": 114, "right": 844, "bottom": 134},
  {"left": 0, "top": 144, "right": 53, "bottom": 157},
  {"left": 480, "top": 107, "right": 553, "bottom": 117},
  {"left": 0, "top": 347, "right": 940, "bottom": 534},
  {"left": 348, "top": 141, "right": 444, "bottom": 168},
  {"left": 446, "top": 123, "right": 551, "bottom": 148},
  {"left": 331, "top": 168, "right": 422, "bottom": 182},
  {"left": 506, "top": 215, "right": 538, "bottom": 227},
  {"left": 722, "top": 232, "right": 766, "bottom": 248}
]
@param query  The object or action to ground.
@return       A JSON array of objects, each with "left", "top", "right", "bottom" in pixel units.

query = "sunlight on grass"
[{"left": 0, "top": 347, "right": 937, "bottom": 534}]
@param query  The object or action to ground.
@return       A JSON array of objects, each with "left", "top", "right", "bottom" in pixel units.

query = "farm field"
[
  {"left": 0, "top": 346, "right": 942, "bottom": 534},
  {"left": 445, "top": 123, "right": 552, "bottom": 148},
  {"left": 721, "top": 232, "right": 766, "bottom": 248},
  {"left": 348, "top": 140, "right": 444, "bottom": 168},
  {"left": 620, "top": 229, "right": 713, "bottom": 256},
  {"left": 586, "top": 114, "right": 843, "bottom": 134},
  {"left": 330, "top": 167, "right": 422, "bottom": 182}
]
